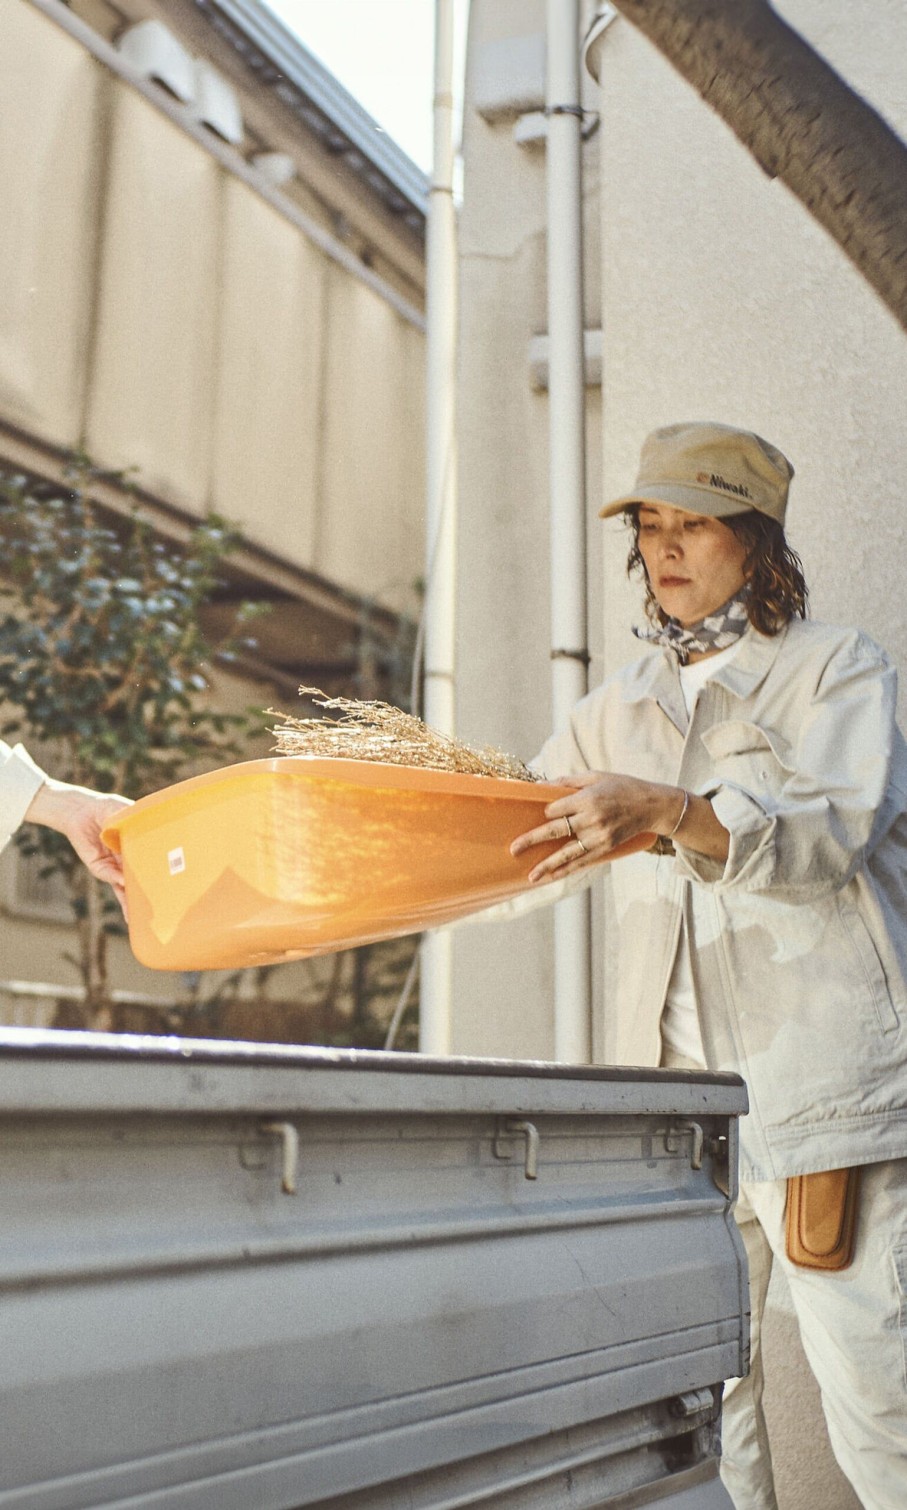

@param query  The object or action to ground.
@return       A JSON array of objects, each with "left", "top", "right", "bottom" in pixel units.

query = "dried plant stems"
[{"left": 269, "top": 688, "right": 539, "bottom": 783}]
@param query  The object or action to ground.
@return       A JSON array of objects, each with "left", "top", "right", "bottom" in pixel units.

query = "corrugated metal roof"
[{"left": 191, "top": 0, "right": 429, "bottom": 227}]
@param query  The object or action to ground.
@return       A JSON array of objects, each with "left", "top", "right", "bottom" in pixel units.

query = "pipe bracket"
[{"left": 550, "top": 647, "right": 592, "bottom": 666}]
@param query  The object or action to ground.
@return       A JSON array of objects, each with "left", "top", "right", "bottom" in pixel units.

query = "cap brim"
[{"left": 598, "top": 483, "right": 757, "bottom": 521}]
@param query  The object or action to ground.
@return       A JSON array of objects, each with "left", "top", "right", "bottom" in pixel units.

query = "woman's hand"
[
  {"left": 25, "top": 781, "right": 133, "bottom": 915},
  {"left": 510, "top": 770, "right": 730, "bottom": 884}
]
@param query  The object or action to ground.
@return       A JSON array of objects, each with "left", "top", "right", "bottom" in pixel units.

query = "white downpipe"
[
  {"left": 419, "top": 0, "right": 458, "bottom": 1056},
  {"left": 546, "top": 0, "right": 592, "bottom": 1063}
]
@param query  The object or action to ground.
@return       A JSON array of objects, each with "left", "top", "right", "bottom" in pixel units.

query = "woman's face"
[{"left": 636, "top": 502, "right": 749, "bottom": 625}]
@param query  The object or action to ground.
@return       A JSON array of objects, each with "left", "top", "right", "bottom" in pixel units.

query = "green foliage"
[
  {"left": 0, "top": 462, "right": 266, "bottom": 796},
  {"left": 0, "top": 460, "right": 269, "bottom": 997}
]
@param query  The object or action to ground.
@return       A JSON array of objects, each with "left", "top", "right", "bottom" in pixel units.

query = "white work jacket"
[
  {"left": 0, "top": 742, "right": 46, "bottom": 854},
  {"left": 535, "top": 619, "right": 907, "bottom": 1181}
]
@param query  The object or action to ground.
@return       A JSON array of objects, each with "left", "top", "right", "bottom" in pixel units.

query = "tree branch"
[{"left": 607, "top": 0, "right": 907, "bottom": 332}]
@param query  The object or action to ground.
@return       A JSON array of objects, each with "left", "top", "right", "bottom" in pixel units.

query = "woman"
[{"left": 511, "top": 422, "right": 907, "bottom": 1510}]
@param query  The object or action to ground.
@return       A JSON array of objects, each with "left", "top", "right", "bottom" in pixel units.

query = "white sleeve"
[
  {"left": 0, "top": 742, "right": 48, "bottom": 853},
  {"left": 677, "top": 634, "right": 896, "bottom": 901}
]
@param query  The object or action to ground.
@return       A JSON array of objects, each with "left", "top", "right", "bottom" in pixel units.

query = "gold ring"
[
  {"left": 563, "top": 815, "right": 574, "bottom": 839},
  {"left": 576, "top": 837, "right": 588, "bottom": 856}
]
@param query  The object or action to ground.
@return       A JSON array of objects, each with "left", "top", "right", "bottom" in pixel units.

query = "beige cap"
[{"left": 599, "top": 421, "right": 794, "bottom": 524}]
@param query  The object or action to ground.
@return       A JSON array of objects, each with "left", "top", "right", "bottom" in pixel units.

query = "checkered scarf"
[{"left": 633, "top": 590, "right": 750, "bottom": 666}]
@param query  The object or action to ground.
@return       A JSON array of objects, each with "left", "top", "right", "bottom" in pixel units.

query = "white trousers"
[
  {"left": 721, "top": 1161, "right": 907, "bottom": 1510},
  {"left": 660, "top": 1047, "right": 907, "bottom": 1508}
]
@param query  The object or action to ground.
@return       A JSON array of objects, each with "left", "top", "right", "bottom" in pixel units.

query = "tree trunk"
[
  {"left": 69, "top": 871, "right": 113, "bottom": 1029},
  {"left": 606, "top": 0, "right": 907, "bottom": 333}
]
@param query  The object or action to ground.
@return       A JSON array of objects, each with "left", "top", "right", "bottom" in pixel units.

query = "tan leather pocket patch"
[{"left": 785, "top": 1168, "right": 860, "bottom": 1271}]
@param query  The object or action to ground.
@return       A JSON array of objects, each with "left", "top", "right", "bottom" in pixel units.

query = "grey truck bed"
[{"left": 0, "top": 1028, "right": 747, "bottom": 1509}]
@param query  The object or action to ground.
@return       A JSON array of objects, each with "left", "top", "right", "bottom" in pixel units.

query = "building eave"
[{"left": 191, "top": 0, "right": 429, "bottom": 230}]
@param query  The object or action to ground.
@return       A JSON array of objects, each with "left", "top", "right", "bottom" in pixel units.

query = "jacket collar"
[
  {"left": 706, "top": 621, "right": 788, "bottom": 700},
  {"left": 622, "top": 622, "right": 789, "bottom": 732}
]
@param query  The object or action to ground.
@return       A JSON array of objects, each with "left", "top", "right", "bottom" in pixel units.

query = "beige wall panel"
[
  {"left": 315, "top": 270, "right": 425, "bottom": 614},
  {"left": 0, "top": 0, "right": 102, "bottom": 442},
  {"left": 211, "top": 179, "right": 325, "bottom": 564},
  {"left": 86, "top": 86, "right": 219, "bottom": 511}
]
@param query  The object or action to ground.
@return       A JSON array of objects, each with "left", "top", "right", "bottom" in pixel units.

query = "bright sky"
[{"left": 262, "top": 0, "right": 467, "bottom": 174}]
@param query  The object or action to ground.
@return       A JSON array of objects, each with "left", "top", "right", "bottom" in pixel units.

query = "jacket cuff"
[
  {"left": 0, "top": 743, "right": 48, "bottom": 851},
  {"left": 675, "top": 782, "right": 775, "bottom": 889}
]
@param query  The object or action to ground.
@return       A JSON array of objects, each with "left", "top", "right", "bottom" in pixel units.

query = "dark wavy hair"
[{"left": 625, "top": 507, "right": 808, "bottom": 635}]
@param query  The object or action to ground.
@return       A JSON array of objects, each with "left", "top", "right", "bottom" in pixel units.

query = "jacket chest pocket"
[{"left": 698, "top": 718, "right": 793, "bottom": 801}]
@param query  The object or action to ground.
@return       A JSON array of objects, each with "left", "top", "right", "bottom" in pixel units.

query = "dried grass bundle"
[{"left": 269, "top": 688, "right": 539, "bottom": 782}]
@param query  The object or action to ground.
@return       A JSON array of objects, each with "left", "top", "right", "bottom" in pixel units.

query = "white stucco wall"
[{"left": 451, "top": 0, "right": 606, "bottom": 1061}]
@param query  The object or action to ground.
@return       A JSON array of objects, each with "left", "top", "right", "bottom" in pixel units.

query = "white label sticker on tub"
[{"left": 168, "top": 846, "right": 186, "bottom": 876}]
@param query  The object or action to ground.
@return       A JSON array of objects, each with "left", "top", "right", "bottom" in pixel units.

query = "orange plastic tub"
[{"left": 102, "top": 757, "right": 654, "bottom": 971}]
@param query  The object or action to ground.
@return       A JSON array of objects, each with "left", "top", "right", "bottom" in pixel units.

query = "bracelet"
[{"left": 665, "top": 788, "right": 690, "bottom": 840}]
